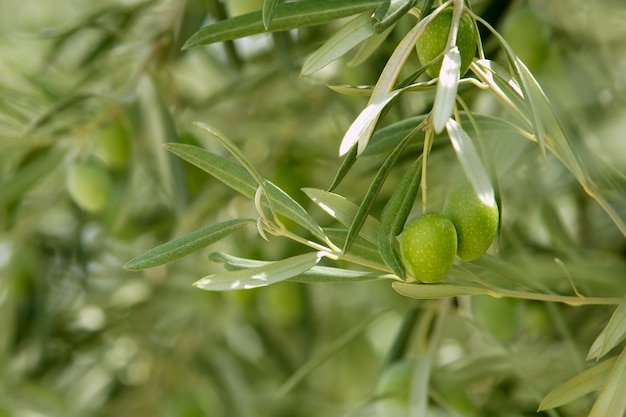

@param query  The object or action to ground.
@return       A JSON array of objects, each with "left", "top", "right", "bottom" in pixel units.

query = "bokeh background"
[{"left": 1, "top": 0, "right": 625, "bottom": 416}]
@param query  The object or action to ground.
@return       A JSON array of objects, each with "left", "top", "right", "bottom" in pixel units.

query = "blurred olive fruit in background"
[
  {"left": 65, "top": 160, "right": 112, "bottom": 213},
  {"left": 472, "top": 295, "right": 521, "bottom": 342},
  {"left": 415, "top": 7, "right": 477, "bottom": 78},
  {"left": 94, "top": 117, "right": 131, "bottom": 171},
  {"left": 443, "top": 183, "right": 499, "bottom": 261},
  {"left": 500, "top": 6, "right": 551, "bottom": 72},
  {"left": 400, "top": 212, "right": 458, "bottom": 283}
]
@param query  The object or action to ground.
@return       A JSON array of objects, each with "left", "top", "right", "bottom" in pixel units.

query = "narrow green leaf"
[
  {"left": 446, "top": 118, "right": 494, "bottom": 207},
  {"left": 327, "top": 145, "right": 358, "bottom": 191},
  {"left": 302, "top": 188, "right": 380, "bottom": 245},
  {"left": 301, "top": 11, "right": 374, "bottom": 76},
  {"left": 324, "top": 228, "right": 385, "bottom": 265},
  {"left": 183, "top": 0, "right": 380, "bottom": 49},
  {"left": 209, "top": 252, "right": 391, "bottom": 283},
  {"left": 348, "top": 24, "right": 395, "bottom": 67},
  {"left": 339, "top": 89, "right": 404, "bottom": 156},
  {"left": 0, "top": 145, "right": 64, "bottom": 207},
  {"left": 362, "top": 112, "right": 521, "bottom": 157},
  {"left": 589, "top": 345, "right": 626, "bottom": 417},
  {"left": 348, "top": 12, "right": 429, "bottom": 155},
  {"left": 588, "top": 301, "right": 626, "bottom": 360},
  {"left": 344, "top": 124, "right": 421, "bottom": 253},
  {"left": 392, "top": 281, "right": 490, "bottom": 299},
  {"left": 124, "top": 218, "right": 255, "bottom": 270},
  {"left": 432, "top": 47, "right": 461, "bottom": 134},
  {"left": 164, "top": 143, "right": 327, "bottom": 241},
  {"left": 373, "top": 0, "right": 416, "bottom": 33},
  {"left": 264, "top": 180, "right": 328, "bottom": 242},
  {"left": 362, "top": 114, "right": 428, "bottom": 156},
  {"left": 262, "top": 0, "right": 280, "bottom": 30},
  {"left": 194, "top": 252, "right": 322, "bottom": 291},
  {"left": 409, "top": 355, "right": 432, "bottom": 417},
  {"left": 476, "top": 20, "right": 547, "bottom": 158},
  {"left": 164, "top": 143, "right": 257, "bottom": 197},
  {"left": 378, "top": 157, "right": 422, "bottom": 279},
  {"left": 538, "top": 357, "right": 617, "bottom": 411}
]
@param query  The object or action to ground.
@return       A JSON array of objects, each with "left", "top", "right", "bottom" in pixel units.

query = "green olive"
[
  {"left": 500, "top": 7, "right": 550, "bottom": 72},
  {"left": 95, "top": 117, "right": 130, "bottom": 171},
  {"left": 472, "top": 295, "right": 520, "bottom": 341},
  {"left": 415, "top": 7, "right": 477, "bottom": 78},
  {"left": 400, "top": 212, "right": 458, "bottom": 283},
  {"left": 66, "top": 161, "right": 112, "bottom": 213},
  {"left": 443, "top": 183, "right": 499, "bottom": 261}
]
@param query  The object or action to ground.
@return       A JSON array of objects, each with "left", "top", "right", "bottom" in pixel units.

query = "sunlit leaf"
[
  {"left": 194, "top": 252, "right": 323, "bottom": 291},
  {"left": 262, "top": 0, "right": 280, "bottom": 29},
  {"left": 348, "top": 24, "right": 395, "bottom": 67},
  {"left": 379, "top": 157, "right": 422, "bottom": 279},
  {"left": 372, "top": 0, "right": 416, "bottom": 33},
  {"left": 344, "top": 126, "right": 419, "bottom": 252},
  {"left": 342, "top": 15, "right": 430, "bottom": 156},
  {"left": 409, "top": 355, "right": 432, "bottom": 417},
  {"left": 302, "top": 187, "right": 380, "bottom": 244},
  {"left": 339, "top": 89, "right": 403, "bottom": 156},
  {"left": 209, "top": 252, "right": 392, "bottom": 283},
  {"left": 124, "top": 219, "right": 255, "bottom": 270},
  {"left": 324, "top": 228, "right": 385, "bottom": 265},
  {"left": 538, "top": 357, "right": 617, "bottom": 411},
  {"left": 588, "top": 301, "right": 626, "bottom": 360},
  {"left": 589, "top": 345, "right": 626, "bottom": 417},
  {"left": 446, "top": 118, "right": 494, "bottom": 207},
  {"left": 183, "top": 0, "right": 380, "bottom": 48},
  {"left": 392, "top": 281, "right": 490, "bottom": 299},
  {"left": 432, "top": 47, "right": 461, "bottom": 134},
  {"left": 165, "top": 143, "right": 327, "bottom": 241},
  {"left": 301, "top": 11, "right": 374, "bottom": 76}
]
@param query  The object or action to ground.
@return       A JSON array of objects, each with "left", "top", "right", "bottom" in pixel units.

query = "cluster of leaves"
[
  {"left": 2, "top": 0, "right": 626, "bottom": 416},
  {"left": 121, "top": 0, "right": 626, "bottom": 415}
]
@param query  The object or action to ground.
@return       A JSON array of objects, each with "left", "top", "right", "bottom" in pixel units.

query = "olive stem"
[{"left": 420, "top": 126, "right": 435, "bottom": 213}]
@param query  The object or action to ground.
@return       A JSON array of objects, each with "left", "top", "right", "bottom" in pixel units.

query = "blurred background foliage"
[{"left": 0, "top": 0, "right": 625, "bottom": 416}]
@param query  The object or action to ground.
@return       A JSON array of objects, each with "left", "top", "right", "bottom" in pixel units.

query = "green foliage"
[{"left": 1, "top": 0, "right": 626, "bottom": 416}]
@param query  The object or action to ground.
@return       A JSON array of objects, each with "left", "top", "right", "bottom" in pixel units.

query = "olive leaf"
[
  {"left": 587, "top": 301, "right": 626, "bottom": 361},
  {"left": 538, "top": 357, "right": 617, "bottom": 411},
  {"left": 372, "top": 0, "right": 416, "bottom": 33},
  {"left": 392, "top": 280, "right": 491, "bottom": 299},
  {"left": 302, "top": 187, "right": 380, "bottom": 245},
  {"left": 209, "top": 252, "right": 391, "bottom": 283},
  {"left": 301, "top": 11, "right": 375, "bottom": 76},
  {"left": 378, "top": 156, "right": 422, "bottom": 279},
  {"left": 327, "top": 145, "right": 358, "bottom": 192},
  {"left": 432, "top": 47, "right": 461, "bottom": 133},
  {"left": 446, "top": 118, "right": 494, "bottom": 207},
  {"left": 0, "top": 145, "right": 64, "bottom": 207},
  {"left": 588, "top": 345, "right": 626, "bottom": 417},
  {"left": 339, "top": 15, "right": 429, "bottom": 156},
  {"left": 183, "top": 0, "right": 381, "bottom": 49},
  {"left": 124, "top": 218, "right": 255, "bottom": 270},
  {"left": 344, "top": 125, "right": 421, "bottom": 253},
  {"left": 164, "top": 143, "right": 327, "bottom": 242},
  {"left": 194, "top": 252, "right": 323, "bottom": 291},
  {"left": 262, "top": 0, "right": 281, "bottom": 29}
]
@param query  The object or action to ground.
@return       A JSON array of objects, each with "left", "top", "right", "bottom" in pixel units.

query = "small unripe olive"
[
  {"left": 443, "top": 183, "right": 499, "bottom": 261},
  {"left": 66, "top": 161, "right": 112, "bottom": 213},
  {"left": 500, "top": 7, "right": 550, "bottom": 72},
  {"left": 415, "top": 7, "right": 477, "bottom": 78},
  {"left": 400, "top": 212, "right": 458, "bottom": 283},
  {"left": 95, "top": 117, "right": 130, "bottom": 171}
]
